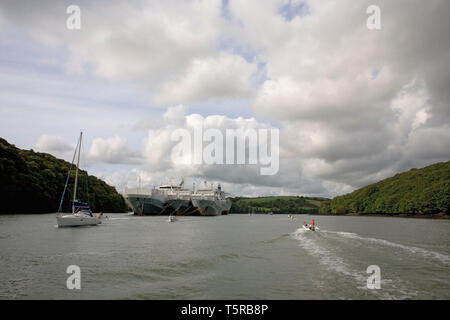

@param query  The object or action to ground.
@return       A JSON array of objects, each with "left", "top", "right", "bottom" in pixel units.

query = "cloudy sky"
[{"left": 1, "top": 0, "right": 449, "bottom": 197}]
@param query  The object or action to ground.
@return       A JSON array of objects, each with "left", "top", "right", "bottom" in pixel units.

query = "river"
[{"left": 0, "top": 213, "right": 448, "bottom": 299}]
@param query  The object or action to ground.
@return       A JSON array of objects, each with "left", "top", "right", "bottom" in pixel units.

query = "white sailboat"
[{"left": 56, "top": 132, "right": 101, "bottom": 227}]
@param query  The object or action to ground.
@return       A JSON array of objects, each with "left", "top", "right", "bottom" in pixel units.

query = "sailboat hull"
[{"left": 57, "top": 213, "right": 101, "bottom": 227}]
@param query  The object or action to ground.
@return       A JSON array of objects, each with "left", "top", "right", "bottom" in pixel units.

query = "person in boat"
[
  {"left": 100, "top": 212, "right": 109, "bottom": 219},
  {"left": 309, "top": 219, "right": 316, "bottom": 231},
  {"left": 303, "top": 221, "right": 308, "bottom": 227}
]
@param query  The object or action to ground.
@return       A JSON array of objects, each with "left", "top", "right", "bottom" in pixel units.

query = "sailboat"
[{"left": 56, "top": 132, "right": 101, "bottom": 227}]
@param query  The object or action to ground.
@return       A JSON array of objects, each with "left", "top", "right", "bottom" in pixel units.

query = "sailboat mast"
[
  {"left": 57, "top": 137, "right": 80, "bottom": 213},
  {"left": 73, "top": 132, "right": 82, "bottom": 203}
]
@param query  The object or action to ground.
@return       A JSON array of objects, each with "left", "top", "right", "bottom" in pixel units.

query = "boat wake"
[
  {"left": 291, "top": 227, "right": 420, "bottom": 299},
  {"left": 292, "top": 228, "right": 368, "bottom": 283},
  {"left": 322, "top": 230, "right": 450, "bottom": 265}
]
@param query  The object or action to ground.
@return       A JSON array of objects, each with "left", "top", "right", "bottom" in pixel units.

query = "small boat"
[
  {"left": 167, "top": 215, "right": 177, "bottom": 223},
  {"left": 95, "top": 212, "right": 109, "bottom": 219},
  {"left": 302, "top": 225, "right": 319, "bottom": 231},
  {"left": 56, "top": 132, "right": 101, "bottom": 227}
]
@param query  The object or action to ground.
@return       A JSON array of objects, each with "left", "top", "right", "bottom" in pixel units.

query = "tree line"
[{"left": 230, "top": 196, "right": 328, "bottom": 214}]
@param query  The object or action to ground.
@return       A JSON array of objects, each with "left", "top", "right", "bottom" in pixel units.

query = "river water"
[{"left": 0, "top": 213, "right": 448, "bottom": 299}]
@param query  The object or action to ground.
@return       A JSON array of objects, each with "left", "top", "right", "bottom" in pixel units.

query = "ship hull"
[
  {"left": 123, "top": 186, "right": 232, "bottom": 216},
  {"left": 191, "top": 199, "right": 232, "bottom": 216},
  {"left": 124, "top": 194, "right": 166, "bottom": 215},
  {"left": 167, "top": 199, "right": 192, "bottom": 215}
]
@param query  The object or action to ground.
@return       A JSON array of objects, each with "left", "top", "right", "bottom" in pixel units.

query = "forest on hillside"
[
  {"left": 0, "top": 137, "right": 129, "bottom": 214},
  {"left": 319, "top": 161, "right": 450, "bottom": 216}
]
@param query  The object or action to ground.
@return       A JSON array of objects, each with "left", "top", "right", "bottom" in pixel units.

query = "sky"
[{"left": 0, "top": 0, "right": 449, "bottom": 197}]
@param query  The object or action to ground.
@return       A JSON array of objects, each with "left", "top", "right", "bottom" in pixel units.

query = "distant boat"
[
  {"left": 56, "top": 132, "right": 101, "bottom": 227},
  {"left": 167, "top": 215, "right": 177, "bottom": 223},
  {"left": 269, "top": 199, "right": 274, "bottom": 215},
  {"left": 95, "top": 212, "right": 108, "bottom": 219}
]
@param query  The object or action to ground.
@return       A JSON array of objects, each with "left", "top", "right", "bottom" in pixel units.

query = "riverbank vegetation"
[
  {"left": 230, "top": 196, "right": 328, "bottom": 214},
  {"left": 319, "top": 161, "right": 450, "bottom": 216}
]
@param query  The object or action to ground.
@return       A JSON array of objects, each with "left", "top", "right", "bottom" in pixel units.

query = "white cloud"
[
  {"left": 34, "top": 135, "right": 74, "bottom": 160},
  {"left": 242, "top": 0, "right": 450, "bottom": 190},
  {"left": 88, "top": 135, "right": 141, "bottom": 164},
  {"left": 153, "top": 52, "right": 258, "bottom": 106},
  {"left": 0, "top": 0, "right": 255, "bottom": 106},
  {"left": 1, "top": 0, "right": 450, "bottom": 197},
  {"left": 113, "top": 105, "right": 329, "bottom": 196}
]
